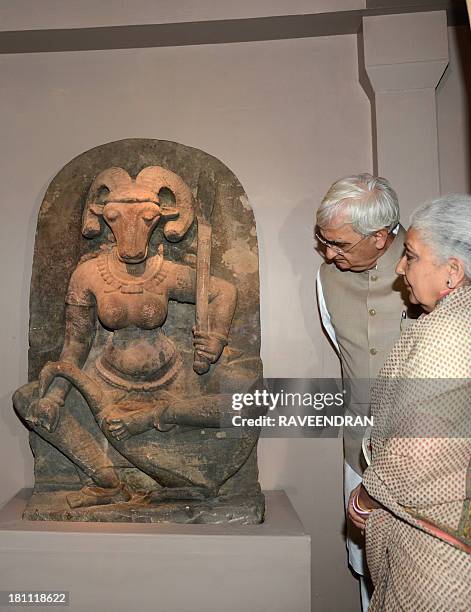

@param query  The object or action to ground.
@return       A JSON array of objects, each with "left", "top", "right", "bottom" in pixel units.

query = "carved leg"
[{"left": 14, "top": 383, "right": 127, "bottom": 503}]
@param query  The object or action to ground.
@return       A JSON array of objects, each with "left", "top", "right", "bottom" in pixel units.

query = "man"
[{"left": 315, "top": 174, "right": 415, "bottom": 611}]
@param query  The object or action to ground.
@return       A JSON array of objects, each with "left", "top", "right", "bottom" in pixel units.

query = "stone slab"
[
  {"left": 22, "top": 490, "right": 265, "bottom": 525},
  {"left": 0, "top": 489, "right": 310, "bottom": 612}
]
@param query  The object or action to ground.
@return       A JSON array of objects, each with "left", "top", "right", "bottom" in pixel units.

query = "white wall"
[
  {"left": 437, "top": 25, "right": 471, "bottom": 195},
  {"left": 0, "top": 25, "right": 469, "bottom": 612},
  {"left": 0, "top": 0, "right": 365, "bottom": 30}
]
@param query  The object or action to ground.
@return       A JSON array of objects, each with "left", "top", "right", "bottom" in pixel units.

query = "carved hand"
[
  {"left": 192, "top": 329, "right": 227, "bottom": 366},
  {"left": 26, "top": 396, "right": 62, "bottom": 433},
  {"left": 103, "top": 402, "right": 168, "bottom": 441}
]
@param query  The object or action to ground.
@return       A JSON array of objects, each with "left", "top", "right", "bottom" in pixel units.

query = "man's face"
[{"left": 317, "top": 218, "right": 386, "bottom": 272}]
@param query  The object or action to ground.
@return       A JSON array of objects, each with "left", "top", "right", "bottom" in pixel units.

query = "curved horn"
[
  {"left": 82, "top": 167, "right": 132, "bottom": 238},
  {"left": 136, "top": 166, "right": 195, "bottom": 242}
]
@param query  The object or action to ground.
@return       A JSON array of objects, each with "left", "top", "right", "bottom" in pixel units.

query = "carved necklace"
[{"left": 97, "top": 245, "right": 167, "bottom": 295}]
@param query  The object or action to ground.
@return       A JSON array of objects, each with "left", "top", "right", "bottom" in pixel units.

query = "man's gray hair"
[
  {"left": 317, "top": 173, "right": 400, "bottom": 235},
  {"left": 410, "top": 194, "right": 471, "bottom": 279}
]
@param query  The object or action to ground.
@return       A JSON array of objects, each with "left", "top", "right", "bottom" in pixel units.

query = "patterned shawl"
[{"left": 362, "top": 285, "right": 471, "bottom": 609}]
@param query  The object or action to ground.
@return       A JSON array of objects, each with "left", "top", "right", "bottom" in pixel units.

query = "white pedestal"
[{"left": 0, "top": 490, "right": 310, "bottom": 612}]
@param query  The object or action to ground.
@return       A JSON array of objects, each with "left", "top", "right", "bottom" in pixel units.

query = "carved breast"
[
  {"left": 94, "top": 250, "right": 169, "bottom": 331},
  {"left": 97, "top": 291, "right": 168, "bottom": 330}
]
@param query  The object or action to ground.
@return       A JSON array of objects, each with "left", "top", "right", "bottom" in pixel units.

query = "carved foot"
[{"left": 67, "top": 484, "right": 131, "bottom": 509}]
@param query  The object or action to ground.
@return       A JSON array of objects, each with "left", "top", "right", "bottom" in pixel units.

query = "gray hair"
[
  {"left": 410, "top": 194, "right": 471, "bottom": 279},
  {"left": 317, "top": 173, "right": 400, "bottom": 235}
]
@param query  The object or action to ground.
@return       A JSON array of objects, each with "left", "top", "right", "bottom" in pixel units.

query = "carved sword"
[{"left": 193, "top": 175, "right": 215, "bottom": 374}]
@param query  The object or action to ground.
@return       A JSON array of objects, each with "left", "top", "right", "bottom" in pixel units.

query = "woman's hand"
[{"left": 347, "top": 484, "right": 379, "bottom": 532}]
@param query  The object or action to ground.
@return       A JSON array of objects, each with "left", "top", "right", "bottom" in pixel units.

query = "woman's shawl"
[{"left": 363, "top": 285, "right": 471, "bottom": 552}]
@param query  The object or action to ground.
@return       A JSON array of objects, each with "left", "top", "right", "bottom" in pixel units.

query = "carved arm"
[
  {"left": 44, "top": 304, "right": 96, "bottom": 404},
  {"left": 167, "top": 262, "right": 237, "bottom": 366}
]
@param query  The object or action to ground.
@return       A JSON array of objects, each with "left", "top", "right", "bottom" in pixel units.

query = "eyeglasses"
[{"left": 315, "top": 232, "right": 371, "bottom": 256}]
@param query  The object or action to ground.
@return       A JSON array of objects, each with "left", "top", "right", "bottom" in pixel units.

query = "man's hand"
[{"left": 26, "top": 397, "right": 62, "bottom": 433}]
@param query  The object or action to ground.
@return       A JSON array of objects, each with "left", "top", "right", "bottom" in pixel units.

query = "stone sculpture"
[{"left": 13, "top": 139, "right": 264, "bottom": 523}]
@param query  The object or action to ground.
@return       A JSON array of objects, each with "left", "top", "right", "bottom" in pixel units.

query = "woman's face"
[{"left": 396, "top": 228, "right": 449, "bottom": 312}]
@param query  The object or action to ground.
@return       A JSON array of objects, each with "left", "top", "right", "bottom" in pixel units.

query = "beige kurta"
[
  {"left": 319, "top": 226, "right": 412, "bottom": 474},
  {"left": 363, "top": 285, "right": 471, "bottom": 611}
]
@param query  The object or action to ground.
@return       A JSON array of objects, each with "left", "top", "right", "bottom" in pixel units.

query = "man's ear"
[
  {"left": 373, "top": 228, "right": 389, "bottom": 250},
  {"left": 447, "top": 257, "right": 466, "bottom": 288}
]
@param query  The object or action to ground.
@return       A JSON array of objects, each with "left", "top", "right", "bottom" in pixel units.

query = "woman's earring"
[{"left": 446, "top": 279, "right": 453, "bottom": 288}]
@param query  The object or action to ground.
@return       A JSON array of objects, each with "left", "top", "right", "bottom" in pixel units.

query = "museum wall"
[
  {"left": 437, "top": 26, "right": 471, "bottom": 194},
  {"left": 0, "top": 25, "right": 469, "bottom": 611},
  {"left": 0, "top": 0, "right": 365, "bottom": 30}
]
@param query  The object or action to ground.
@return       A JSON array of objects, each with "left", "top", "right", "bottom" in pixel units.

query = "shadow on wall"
[
  {"left": 277, "top": 195, "right": 342, "bottom": 376},
  {"left": 356, "top": 26, "right": 377, "bottom": 177},
  {"left": 454, "top": 25, "right": 471, "bottom": 191},
  {"left": 277, "top": 197, "right": 317, "bottom": 351}
]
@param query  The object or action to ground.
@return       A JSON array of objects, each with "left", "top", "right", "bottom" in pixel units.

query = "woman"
[{"left": 348, "top": 194, "right": 471, "bottom": 610}]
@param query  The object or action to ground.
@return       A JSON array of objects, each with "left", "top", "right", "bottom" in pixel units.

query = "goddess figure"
[{"left": 14, "top": 165, "right": 260, "bottom": 514}]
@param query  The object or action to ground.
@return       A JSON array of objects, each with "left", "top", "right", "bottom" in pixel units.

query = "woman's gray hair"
[
  {"left": 316, "top": 173, "right": 400, "bottom": 235},
  {"left": 410, "top": 194, "right": 471, "bottom": 278}
]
